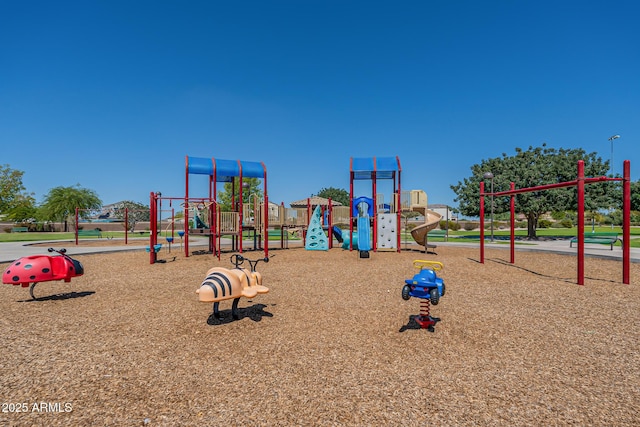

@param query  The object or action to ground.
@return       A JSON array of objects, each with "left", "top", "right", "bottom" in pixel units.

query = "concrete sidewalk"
[
  {"left": 433, "top": 238, "right": 640, "bottom": 263},
  {"left": 1, "top": 237, "right": 638, "bottom": 264}
]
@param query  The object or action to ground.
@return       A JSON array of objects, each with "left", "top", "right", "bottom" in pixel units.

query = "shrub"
[
  {"left": 463, "top": 222, "right": 478, "bottom": 231},
  {"left": 559, "top": 218, "right": 573, "bottom": 228},
  {"left": 538, "top": 219, "right": 552, "bottom": 228},
  {"left": 439, "top": 220, "right": 460, "bottom": 231}
]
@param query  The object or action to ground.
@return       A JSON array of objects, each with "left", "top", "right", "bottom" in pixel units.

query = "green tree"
[
  {"left": 5, "top": 194, "right": 38, "bottom": 223},
  {"left": 450, "top": 144, "right": 613, "bottom": 239},
  {"left": 0, "top": 164, "right": 32, "bottom": 215},
  {"left": 112, "top": 200, "right": 150, "bottom": 232},
  {"left": 40, "top": 185, "right": 102, "bottom": 232},
  {"left": 217, "top": 178, "right": 263, "bottom": 211},
  {"left": 631, "top": 181, "right": 640, "bottom": 211},
  {"left": 316, "top": 187, "right": 349, "bottom": 206}
]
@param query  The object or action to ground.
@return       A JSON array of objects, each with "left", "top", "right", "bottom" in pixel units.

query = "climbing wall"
[
  {"left": 376, "top": 213, "right": 397, "bottom": 251},
  {"left": 305, "top": 205, "right": 329, "bottom": 251}
]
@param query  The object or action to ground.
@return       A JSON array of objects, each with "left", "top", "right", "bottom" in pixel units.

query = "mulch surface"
[{"left": 1, "top": 243, "right": 638, "bottom": 426}]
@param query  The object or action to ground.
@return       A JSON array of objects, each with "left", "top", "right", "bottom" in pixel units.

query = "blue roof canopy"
[
  {"left": 351, "top": 156, "right": 400, "bottom": 180},
  {"left": 186, "top": 156, "right": 266, "bottom": 182}
]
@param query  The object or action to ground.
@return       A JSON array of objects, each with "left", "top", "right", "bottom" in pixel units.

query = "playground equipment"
[
  {"left": 184, "top": 156, "right": 269, "bottom": 260},
  {"left": 350, "top": 157, "right": 402, "bottom": 253},
  {"left": 196, "top": 254, "right": 269, "bottom": 321},
  {"left": 2, "top": 248, "right": 85, "bottom": 299},
  {"left": 479, "top": 160, "right": 632, "bottom": 285},
  {"left": 305, "top": 205, "right": 329, "bottom": 250},
  {"left": 401, "top": 260, "right": 446, "bottom": 329}
]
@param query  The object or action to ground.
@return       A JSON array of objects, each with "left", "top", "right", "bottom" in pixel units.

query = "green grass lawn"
[
  {"left": 420, "top": 226, "right": 640, "bottom": 247},
  {"left": 2, "top": 227, "right": 638, "bottom": 246}
]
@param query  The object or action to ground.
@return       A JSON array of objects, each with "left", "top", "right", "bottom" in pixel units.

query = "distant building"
[{"left": 428, "top": 204, "right": 457, "bottom": 222}]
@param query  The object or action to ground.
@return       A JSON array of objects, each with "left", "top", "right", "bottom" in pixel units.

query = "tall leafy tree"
[
  {"left": 0, "top": 164, "right": 32, "bottom": 215},
  {"left": 631, "top": 181, "right": 640, "bottom": 212},
  {"left": 40, "top": 185, "right": 102, "bottom": 232},
  {"left": 6, "top": 194, "right": 37, "bottom": 223},
  {"left": 451, "top": 144, "right": 613, "bottom": 238},
  {"left": 316, "top": 187, "right": 349, "bottom": 206},
  {"left": 112, "top": 200, "right": 150, "bottom": 232}
]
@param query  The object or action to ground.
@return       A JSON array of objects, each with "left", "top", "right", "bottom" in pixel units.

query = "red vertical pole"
[
  {"left": 480, "top": 181, "right": 485, "bottom": 264},
  {"left": 125, "top": 208, "right": 129, "bottom": 245},
  {"left": 396, "top": 156, "right": 402, "bottom": 253},
  {"left": 262, "top": 162, "right": 269, "bottom": 259},
  {"left": 622, "top": 160, "right": 630, "bottom": 284},
  {"left": 184, "top": 156, "right": 190, "bottom": 258},
  {"left": 149, "top": 192, "right": 156, "bottom": 264},
  {"left": 510, "top": 182, "right": 515, "bottom": 264},
  {"left": 577, "top": 161, "right": 585, "bottom": 285},
  {"left": 372, "top": 157, "right": 377, "bottom": 252},
  {"left": 349, "top": 158, "right": 354, "bottom": 251},
  {"left": 212, "top": 158, "right": 219, "bottom": 260},
  {"left": 328, "top": 198, "right": 333, "bottom": 249},
  {"left": 238, "top": 160, "right": 244, "bottom": 254}
]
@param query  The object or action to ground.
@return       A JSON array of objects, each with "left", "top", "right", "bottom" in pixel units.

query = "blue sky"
[{"left": 2, "top": 1, "right": 638, "bottom": 211}]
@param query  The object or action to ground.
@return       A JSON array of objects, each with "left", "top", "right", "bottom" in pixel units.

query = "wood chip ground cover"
[{"left": 0, "top": 245, "right": 638, "bottom": 426}]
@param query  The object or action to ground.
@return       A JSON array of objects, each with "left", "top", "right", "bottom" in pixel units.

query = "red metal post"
[
  {"left": 623, "top": 160, "right": 630, "bottom": 284},
  {"left": 328, "top": 198, "right": 333, "bottom": 249},
  {"left": 480, "top": 181, "right": 485, "bottom": 264},
  {"left": 372, "top": 157, "right": 377, "bottom": 252},
  {"left": 510, "top": 182, "right": 515, "bottom": 264},
  {"left": 125, "top": 208, "right": 129, "bottom": 245},
  {"left": 184, "top": 156, "right": 190, "bottom": 258},
  {"left": 349, "top": 159, "right": 354, "bottom": 251},
  {"left": 262, "top": 161, "right": 269, "bottom": 259},
  {"left": 577, "top": 161, "right": 585, "bottom": 285},
  {"left": 149, "top": 192, "right": 156, "bottom": 264},
  {"left": 396, "top": 156, "right": 402, "bottom": 252},
  {"left": 237, "top": 160, "right": 244, "bottom": 253},
  {"left": 212, "top": 158, "right": 219, "bottom": 260}
]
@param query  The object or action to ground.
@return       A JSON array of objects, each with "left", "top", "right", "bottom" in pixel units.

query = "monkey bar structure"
[{"left": 479, "top": 160, "right": 631, "bottom": 285}]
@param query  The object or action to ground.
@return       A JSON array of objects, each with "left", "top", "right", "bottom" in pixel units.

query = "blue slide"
[
  {"left": 357, "top": 216, "right": 371, "bottom": 251},
  {"left": 195, "top": 216, "right": 209, "bottom": 229},
  {"left": 332, "top": 226, "right": 344, "bottom": 243}
]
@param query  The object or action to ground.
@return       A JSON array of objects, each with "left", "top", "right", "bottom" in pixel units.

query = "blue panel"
[
  {"left": 241, "top": 161, "right": 266, "bottom": 178},
  {"left": 188, "top": 157, "right": 266, "bottom": 181},
  {"left": 187, "top": 157, "right": 213, "bottom": 175},
  {"left": 351, "top": 157, "right": 375, "bottom": 172},
  {"left": 376, "top": 157, "right": 399, "bottom": 172},
  {"left": 213, "top": 158, "right": 239, "bottom": 183},
  {"left": 351, "top": 157, "right": 399, "bottom": 180}
]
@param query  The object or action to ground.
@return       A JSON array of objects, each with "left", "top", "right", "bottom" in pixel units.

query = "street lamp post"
[
  {"left": 483, "top": 172, "right": 494, "bottom": 242},
  {"left": 608, "top": 134, "right": 620, "bottom": 176}
]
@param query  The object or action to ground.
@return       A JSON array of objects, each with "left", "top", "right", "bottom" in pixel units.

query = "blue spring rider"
[{"left": 402, "top": 260, "right": 446, "bottom": 329}]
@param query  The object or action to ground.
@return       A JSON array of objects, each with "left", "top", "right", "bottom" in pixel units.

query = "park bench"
[
  {"left": 78, "top": 228, "right": 102, "bottom": 238},
  {"left": 428, "top": 229, "right": 448, "bottom": 240},
  {"left": 11, "top": 227, "right": 28, "bottom": 233},
  {"left": 569, "top": 232, "right": 620, "bottom": 250}
]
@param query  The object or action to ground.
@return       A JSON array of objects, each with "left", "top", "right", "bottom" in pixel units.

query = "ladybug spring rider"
[{"left": 3, "top": 248, "right": 85, "bottom": 299}]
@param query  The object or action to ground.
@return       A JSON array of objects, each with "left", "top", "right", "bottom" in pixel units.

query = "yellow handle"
[{"left": 413, "top": 260, "right": 444, "bottom": 271}]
